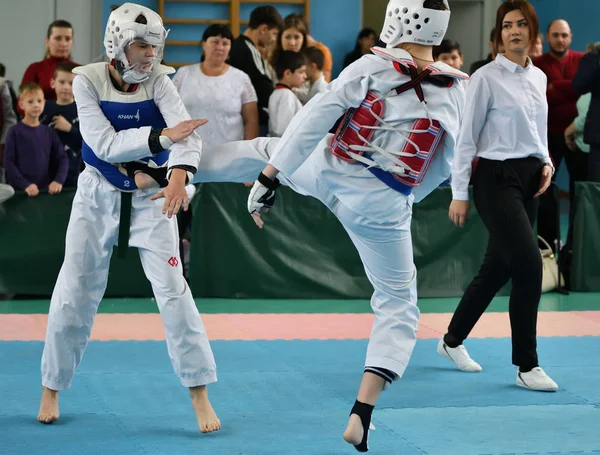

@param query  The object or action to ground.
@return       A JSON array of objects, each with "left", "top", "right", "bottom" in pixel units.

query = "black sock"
[
  {"left": 443, "top": 333, "right": 461, "bottom": 348},
  {"left": 349, "top": 400, "right": 374, "bottom": 452},
  {"left": 519, "top": 365, "right": 538, "bottom": 373}
]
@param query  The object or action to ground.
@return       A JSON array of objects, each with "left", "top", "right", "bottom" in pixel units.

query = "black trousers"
[
  {"left": 447, "top": 157, "right": 544, "bottom": 369},
  {"left": 537, "top": 134, "right": 588, "bottom": 251}
]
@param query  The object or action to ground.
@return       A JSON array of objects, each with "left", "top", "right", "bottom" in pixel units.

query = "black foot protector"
[{"left": 349, "top": 400, "right": 374, "bottom": 452}]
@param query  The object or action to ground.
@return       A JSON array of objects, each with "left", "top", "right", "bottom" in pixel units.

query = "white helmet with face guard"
[
  {"left": 103, "top": 2, "right": 169, "bottom": 83},
  {"left": 380, "top": 0, "right": 450, "bottom": 48}
]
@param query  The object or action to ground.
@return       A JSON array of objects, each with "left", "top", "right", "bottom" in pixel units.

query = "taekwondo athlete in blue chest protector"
[
  {"left": 37, "top": 3, "right": 221, "bottom": 434},
  {"left": 238, "top": 0, "right": 467, "bottom": 451}
]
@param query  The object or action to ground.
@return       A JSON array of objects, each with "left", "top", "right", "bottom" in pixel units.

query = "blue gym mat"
[{"left": 1, "top": 337, "right": 599, "bottom": 454}]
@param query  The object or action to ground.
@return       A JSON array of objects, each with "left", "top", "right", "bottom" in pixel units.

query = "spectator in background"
[
  {"left": 41, "top": 62, "right": 82, "bottom": 188},
  {"left": 21, "top": 20, "right": 76, "bottom": 102},
  {"left": 303, "top": 47, "right": 329, "bottom": 101},
  {"left": 1, "top": 76, "right": 18, "bottom": 179},
  {"left": 0, "top": 73, "right": 17, "bottom": 200},
  {"left": 343, "top": 28, "right": 377, "bottom": 69},
  {"left": 433, "top": 39, "right": 464, "bottom": 71},
  {"left": 3, "top": 82, "right": 67, "bottom": 197},
  {"left": 530, "top": 33, "right": 544, "bottom": 58},
  {"left": 270, "top": 14, "right": 310, "bottom": 103},
  {"left": 0, "top": 63, "right": 19, "bottom": 121},
  {"left": 229, "top": 6, "right": 283, "bottom": 136},
  {"left": 173, "top": 24, "right": 259, "bottom": 148},
  {"left": 533, "top": 19, "right": 585, "bottom": 252},
  {"left": 268, "top": 50, "right": 306, "bottom": 137},
  {"left": 573, "top": 42, "right": 600, "bottom": 182},
  {"left": 286, "top": 13, "right": 333, "bottom": 83},
  {"left": 560, "top": 43, "right": 599, "bottom": 287},
  {"left": 470, "top": 28, "right": 505, "bottom": 74},
  {"left": 256, "top": 40, "right": 278, "bottom": 83},
  {"left": 270, "top": 14, "right": 308, "bottom": 65}
]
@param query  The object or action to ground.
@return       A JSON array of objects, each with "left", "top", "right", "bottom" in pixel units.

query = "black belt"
[{"left": 117, "top": 192, "right": 132, "bottom": 258}]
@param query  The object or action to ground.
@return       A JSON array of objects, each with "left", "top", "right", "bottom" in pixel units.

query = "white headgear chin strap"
[
  {"left": 380, "top": 0, "right": 451, "bottom": 48},
  {"left": 116, "top": 56, "right": 154, "bottom": 84}
]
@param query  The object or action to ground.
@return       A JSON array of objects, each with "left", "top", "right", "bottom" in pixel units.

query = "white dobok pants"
[
  {"left": 194, "top": 137, "right": 420, "bottom": 378},
  {"left": 41, "top": 168, "right": 216, "bottom": 390}
]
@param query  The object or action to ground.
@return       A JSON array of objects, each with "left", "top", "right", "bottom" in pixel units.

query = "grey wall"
[{"left": 0, "top": 0, "right": 103, "bottom": 84}]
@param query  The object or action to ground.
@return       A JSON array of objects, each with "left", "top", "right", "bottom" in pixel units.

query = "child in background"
[
  {"left": 268, "top": 50, "right": 306, "bottom": 137},
  {"left": 3, "top": 82, "right": 68, "bottom": 197},
  {"left": 433, "top": 39, "right": 464, "bottom": 71},
  {"left": 42, "top": 62, "right": 82, "bottom": 187},
  {"left": 303, "top": 47, "right": 329, "bottom": 102}
]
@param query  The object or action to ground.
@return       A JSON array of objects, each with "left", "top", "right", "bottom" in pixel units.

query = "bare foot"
[
  {"left": 134, "top": 173, "right": 159, "bottom": 189},
  {"left": 37, "top": 386, "right": 59, "bottom": 424},
  {"left": 189, "top": 386, "right": 221, "bottom": 433},
  {"left": 343, "top": 414, "right": 364, "bottom": 446}
]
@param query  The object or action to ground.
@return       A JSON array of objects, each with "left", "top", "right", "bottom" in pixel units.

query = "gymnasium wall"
[
  {"left": 528, "top": 0, "right": 598, "bottom": 53},
  {"left": 101, "top": 0, "right": 362, "bottom": 79},
  {"left": 0, "top": 0, "right": 102, "bottom": 84},
  {"left": 0, "top": 0, "right": 596, "bottom": 193}
]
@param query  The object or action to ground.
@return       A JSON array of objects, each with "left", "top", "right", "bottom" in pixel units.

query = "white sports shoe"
[
  {"left": 437, "top": 338, "right": 483, "bottom": 372},
  {"left": 516, "top": 367, "right": 558, "bottom": 392}
]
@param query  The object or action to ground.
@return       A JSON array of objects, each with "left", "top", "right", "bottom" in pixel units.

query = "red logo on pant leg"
[{"left": 168, "top": 257, "right": 179, "bottom": 267}]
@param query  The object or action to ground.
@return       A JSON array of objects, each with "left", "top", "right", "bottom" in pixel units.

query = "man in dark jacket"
[
  {"left": 228, "top": 6, "right": 283, "bottom": 135},
  {"left": 573, "top": 46, "right": 600, "bottom": 181}
]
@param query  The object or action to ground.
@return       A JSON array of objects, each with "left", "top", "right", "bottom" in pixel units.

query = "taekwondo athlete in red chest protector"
[{"left": 241, "top": 0, "right": 469, "bottom": 451}]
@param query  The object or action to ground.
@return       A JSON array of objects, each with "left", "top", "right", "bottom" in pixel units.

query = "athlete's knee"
[
  {"left": 373, "top": 266, "right": 417, "bottom": 299},
  {"left": 150, "top": 271, "right": 187, "bottom": 298},
  {"left": 261, "top": 137, "right": 280, "bottom": 159}
]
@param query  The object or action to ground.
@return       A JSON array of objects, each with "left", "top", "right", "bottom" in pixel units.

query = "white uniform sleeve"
[
  {"left": 153, "top": 74, "right": 201, "bottom": 172},
  {"left": 73, "top": 75, "right": 154, "bottom": 163},
  {"left": 537, "top": 72, "right": 553, "bottom": 168},
  {"left": 269, "top": 63, "right": 372, "bottom": 177},
  {"left": 450, "top": 72, "right": 492, "bottom": 201}
]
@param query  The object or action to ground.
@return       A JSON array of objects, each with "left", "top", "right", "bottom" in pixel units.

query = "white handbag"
[{"left": 538, "top": 236, "right": 565, "bottom": 293}]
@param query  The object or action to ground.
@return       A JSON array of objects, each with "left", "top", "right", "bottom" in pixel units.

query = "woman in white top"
[
  {"left": 173, "top": 25, "right": 259, "bottom": 148},
  {"left": 438, "top": 0, "right": 559, "bottom": 392}
]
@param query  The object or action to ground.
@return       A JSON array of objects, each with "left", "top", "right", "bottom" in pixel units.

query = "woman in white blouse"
[
  {"left": 173, "top": 25, "right": 259, "bottom": 148},
  {"left": 438, "top": 0, "right": 558, "bottom": 392}
]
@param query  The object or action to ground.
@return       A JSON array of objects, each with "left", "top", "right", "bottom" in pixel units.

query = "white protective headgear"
[
  {"left": 380, "top": 0, "right": 451, "bottom": 48},
  {"left": 104, "top": 3, "right": 169, "bottom": 83}
]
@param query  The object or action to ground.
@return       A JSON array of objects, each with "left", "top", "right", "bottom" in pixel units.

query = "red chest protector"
[{"left": 329, "top": 63, "right": 447, "bottom": 188}]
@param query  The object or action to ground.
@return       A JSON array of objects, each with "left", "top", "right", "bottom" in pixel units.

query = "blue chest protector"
[
  {"left": 75, "top": 62, "right": 174, "bottom": 192},
  {"left": 81, "top": 99, "right": 169, "bottom": 191}
]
